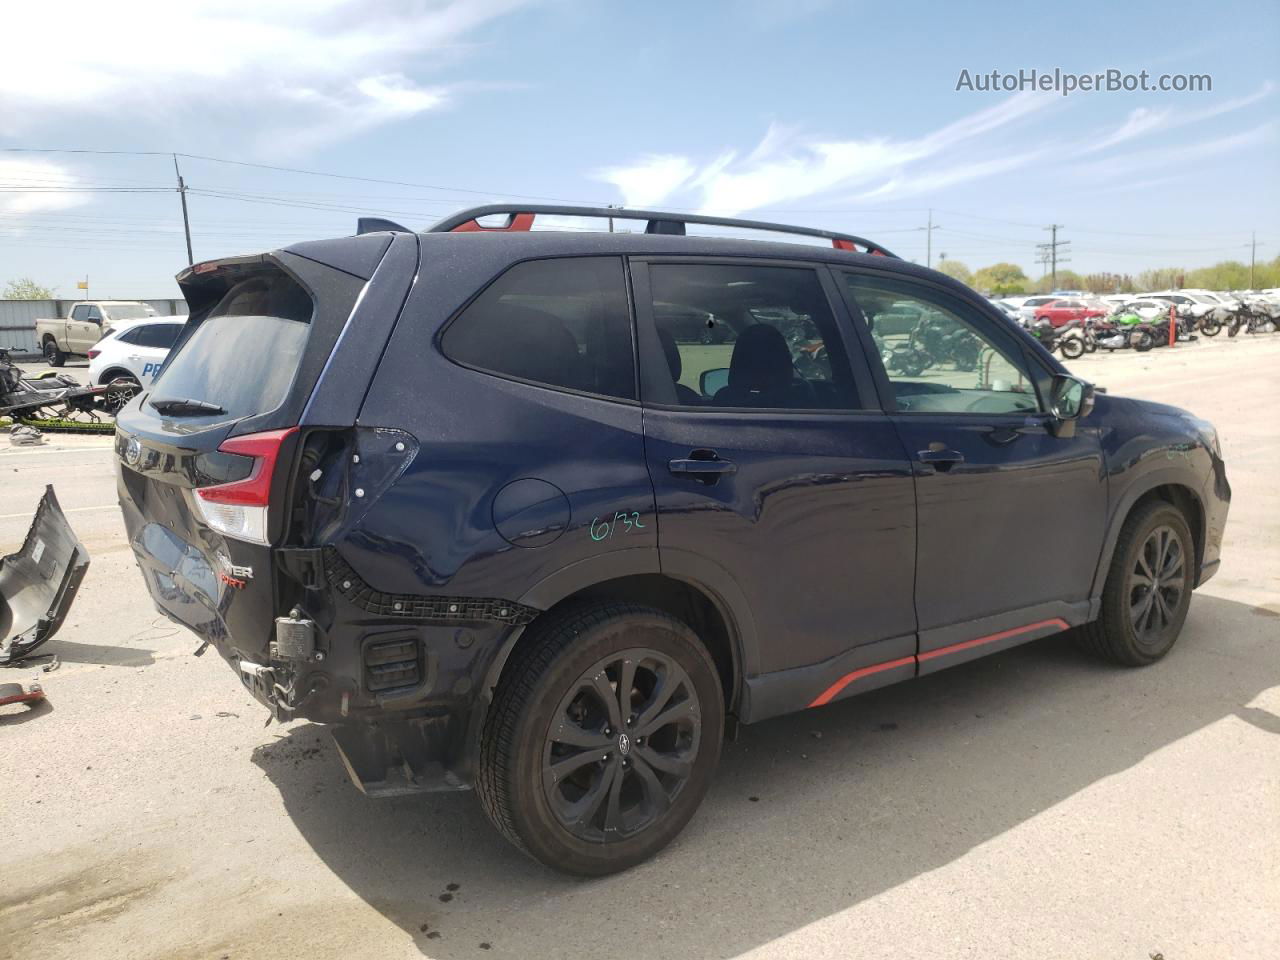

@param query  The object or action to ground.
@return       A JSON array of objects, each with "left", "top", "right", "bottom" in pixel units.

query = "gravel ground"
[{"left": 2, "top": 336, "right": 1277, "bottom": 960}]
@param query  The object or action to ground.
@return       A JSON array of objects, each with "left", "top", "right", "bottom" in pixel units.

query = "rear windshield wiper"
[{"left": 149, "top": 396, "right": 226, "bottom": 416}]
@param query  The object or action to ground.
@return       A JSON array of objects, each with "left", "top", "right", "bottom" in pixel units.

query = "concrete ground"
[{"left": 2, "top": 337, "right": 1277, "bottom": 960}]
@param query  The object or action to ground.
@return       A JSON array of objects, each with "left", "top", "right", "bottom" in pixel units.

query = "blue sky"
[{"left": 1, "top": 0, "right": 1276, "bottom": 297}]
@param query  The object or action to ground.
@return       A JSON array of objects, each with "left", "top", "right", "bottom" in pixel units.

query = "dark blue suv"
[{"left": 115, "top": 205, "right": 1230, "bottom": 875}]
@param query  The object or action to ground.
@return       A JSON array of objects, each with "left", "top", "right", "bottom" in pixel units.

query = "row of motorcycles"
[{"left": 1023, "top": 296, "right": 1280, "bottom": 359}]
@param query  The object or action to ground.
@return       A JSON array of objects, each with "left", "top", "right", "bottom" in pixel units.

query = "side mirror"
[
  {"left": 1049, "top": 374, "right": 1094, "bottom": 421},
  {"left": 699, "top": 367, "right": 729, "bottom": 398}
]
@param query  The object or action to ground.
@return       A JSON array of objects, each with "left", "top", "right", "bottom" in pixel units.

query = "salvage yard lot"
[{"left": 2, "top": 336, "right": 1278, "bottom": 960}]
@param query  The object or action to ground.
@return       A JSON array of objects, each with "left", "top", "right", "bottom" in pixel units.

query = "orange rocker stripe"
[{"left": 808, "top": 618, "right": 1069, "bottom": 708}]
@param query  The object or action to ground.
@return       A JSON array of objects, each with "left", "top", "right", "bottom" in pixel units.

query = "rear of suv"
[{"left": 115, "top": 206, "right": 1229, "bottom": 875}]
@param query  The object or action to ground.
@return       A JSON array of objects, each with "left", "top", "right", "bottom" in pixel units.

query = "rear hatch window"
[{"left": 150, "top": 274, "right": 312, "bottom": 421}]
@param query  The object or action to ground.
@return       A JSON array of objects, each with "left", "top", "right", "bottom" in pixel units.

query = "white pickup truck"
[{"left": 36, "top": 301, "right": 158, "bottom": 366}]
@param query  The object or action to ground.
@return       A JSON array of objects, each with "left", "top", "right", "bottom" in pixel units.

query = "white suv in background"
[{"left": 88, "top": 316, "right": 186, "bottom": 399}]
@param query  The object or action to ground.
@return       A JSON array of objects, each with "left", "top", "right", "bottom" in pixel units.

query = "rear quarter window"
[
  {"left": 150, "top": 271, "right": 312, "bottom": 420},
  {"left": 440, "top": 257, "right": 635, "bottom": 400}
]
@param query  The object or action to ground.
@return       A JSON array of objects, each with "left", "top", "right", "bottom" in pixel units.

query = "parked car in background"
[
  {"left": 1033, "top": 297, "right": 1108, "bottom": 328},
  {"left": 88, "top": 316, "right": 186, "bottom": 392},
  {"left": 1017, "top": 295, "right": 1064, "bottom": 321},
  {"left": 36, "top": 300, "right": 158, "bottom": 366}
]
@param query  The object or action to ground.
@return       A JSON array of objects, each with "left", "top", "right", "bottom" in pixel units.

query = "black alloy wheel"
[{"left": 542, "top": 649, "right": 700, "bottom": 842}]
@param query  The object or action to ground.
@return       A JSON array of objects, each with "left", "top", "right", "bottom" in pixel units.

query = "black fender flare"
[{"left": 1089, "top": 466, "right": 1207, "bottom": 605}]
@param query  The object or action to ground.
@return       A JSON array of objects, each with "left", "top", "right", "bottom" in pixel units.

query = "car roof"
[{"left": 282, "top": 229, "right": 985, "bottom": 299}]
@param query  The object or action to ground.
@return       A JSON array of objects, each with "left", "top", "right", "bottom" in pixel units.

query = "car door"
[
  {"left": 131, "top": 322, "right": 182, "bottom": 382},
  {"left": 632, "top": 258, "right": 919, "bottom": 719},
  {"left": 71, "top": 305, "right": 102, "bottom": 353},
  {"left": 836, "top": 269, "right": 1106, "bottom": 671}
]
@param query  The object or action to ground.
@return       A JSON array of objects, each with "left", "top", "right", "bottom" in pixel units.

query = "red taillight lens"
[
  {"left": 193, "top": 428, "right": 297, "bottom": 543},
  {"left": 87, "top": 349, "right": 100, "bottom": 359}
]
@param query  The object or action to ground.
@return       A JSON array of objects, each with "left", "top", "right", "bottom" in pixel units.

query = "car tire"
[
  {"left": 476, "top": 602, "right": 724, "bottom": 876},
  {"left": 1077, "top": 501, "right": 1194, "bottom": 667},
  {"left": 103, "top": 376, "right": 142, "bottom": 414},
  {"left": 43, "top": 339, "right": 66, "bottom": 367},
  {"left": 1058, "top": 336, "right": 1085, "bottom": 360}
]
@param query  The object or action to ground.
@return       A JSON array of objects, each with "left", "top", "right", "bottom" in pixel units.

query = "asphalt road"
[{"left": 2, "top": 337, "right": 1278, "bottom": 960}]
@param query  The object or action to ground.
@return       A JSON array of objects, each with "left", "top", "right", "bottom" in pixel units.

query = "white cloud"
[
  {"left": 595, "top": 92, "right": 1054, "bottom": 214},
  {"left": 0, "top": 0, "right": 529, "bottom": 155},
  {"left": 1074, "top": 122, "right": 1277, "bottom": 181},
  {"left": 0, "top": 160, "right": 87, "bottom": 223},
  {"left": 597, "top": 155, "right": 696, "bottom": 209},
  {"left": 1083, "top": 82, "right": 1275, "bottom": 154}
]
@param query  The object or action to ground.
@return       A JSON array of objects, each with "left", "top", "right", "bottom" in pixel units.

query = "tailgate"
[{"left": 113, "top": 252, "right": 367, "bottom": 662}]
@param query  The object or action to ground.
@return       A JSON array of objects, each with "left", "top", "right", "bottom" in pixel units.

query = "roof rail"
[{"left": 425, "top": 204, "right": 899, "bottom": 258}]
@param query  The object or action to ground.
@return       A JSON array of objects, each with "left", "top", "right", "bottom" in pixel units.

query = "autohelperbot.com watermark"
[{"left": 956, "top": 68, "right": 1212, "bottom": 96}]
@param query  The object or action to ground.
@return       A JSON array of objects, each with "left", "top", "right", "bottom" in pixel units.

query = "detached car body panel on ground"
[{"left": 113, "top": 209, "right": 1229, "bottom": 873}]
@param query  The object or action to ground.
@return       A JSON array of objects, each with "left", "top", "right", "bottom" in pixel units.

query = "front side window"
[
  {"left": 843, "top": 273, "right": 1041, "bottom": 415},
  {"left": 70, "top": 305, "right": 89, "bottom": 321},
  {"left": 86, "top": 306, "right": 102, "bottom": 322},
  {"left": 441, "top": 257, "right": 634, "bottom": 400},
  {"left": 646, "top": 263, "right": 862, "bottom": 410}
]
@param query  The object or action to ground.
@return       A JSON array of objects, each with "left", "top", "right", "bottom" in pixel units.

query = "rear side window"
[
  {"left": 132, "top": 323, "right": 182, "bottom": 349},
  {"left": 151, "top": 272, "right": 312, "bottom": 419},
  {"left": 441, "top": 257, "right": 635, "bottom": 400}
]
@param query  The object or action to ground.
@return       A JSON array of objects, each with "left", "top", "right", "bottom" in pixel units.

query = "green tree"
[
  {"left": 2, "top": 277, "right": 56, "bottom": 299},
  {"left": 934, "top": 259, "right": 972, "bottom": 285},
  {"left": 971, "top": 262, "right": 1030, "bottom": 295}
]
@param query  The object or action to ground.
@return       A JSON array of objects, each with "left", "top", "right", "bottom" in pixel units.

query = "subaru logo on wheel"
[
  {"left": 617, "top": 732, "right": 631, "bottom": 756},
  {"left": 124, "top": 436, "right": 141, "bottom": 466}
]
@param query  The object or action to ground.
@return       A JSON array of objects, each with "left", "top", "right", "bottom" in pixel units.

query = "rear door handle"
[
  {"left": 916, "top": 447, "right": 964, "bottom": 473},
  {"left": 669, "top": 453, "right": 737, "bottom": 482}
]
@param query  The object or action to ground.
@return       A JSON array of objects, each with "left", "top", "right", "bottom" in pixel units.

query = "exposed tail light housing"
[
  {"left": 193, "top": 428, "right": 297, "bottom": 544},
  {"left": 87, "top": 348, "right": 101, "bottom": 359}
]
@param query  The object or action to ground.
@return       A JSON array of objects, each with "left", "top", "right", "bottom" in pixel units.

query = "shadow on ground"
[{"left": 253, "top": 593, "right": 1278, "bottom": 958}]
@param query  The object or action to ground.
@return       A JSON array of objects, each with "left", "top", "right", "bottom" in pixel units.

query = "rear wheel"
[
  {"left": 477, "top": 602, "right": 724, "bottom": 875},
  {"left": 1200, "top": 318, "right": 1221, "bottom": 337},
  {"left": 43, "top": 339, "right": 66, "bottom": 367},
  {"left": 1130, "top": 329, "right": 1154, "bottom": 352},
  {"left": 1077, "top": 501, "right": 1193, "bottom": 666},
  {"left": 103, "top": 376, "right": 141, "bottom": 413}
]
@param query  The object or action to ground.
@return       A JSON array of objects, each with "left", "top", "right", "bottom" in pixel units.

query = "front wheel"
[
  {"left": 43, "top": 339, "right": 66, "bottom": 367},
  {"left": 1077, "top": 501, "right": 1193, "bottom": 666},
  {"left": 1058, "top": 336, "right": 1085, "bottom": 360},
  {"left": 1131, "top": 329, "right": 1154, "bottom": 352},
  {"left": 477, "top": 603, "right": 724, "bottom": 876}
]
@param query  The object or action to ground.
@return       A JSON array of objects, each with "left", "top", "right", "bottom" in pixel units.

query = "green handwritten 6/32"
[{"left": 590, "top": 511, "right": 645, "bottom": 542}]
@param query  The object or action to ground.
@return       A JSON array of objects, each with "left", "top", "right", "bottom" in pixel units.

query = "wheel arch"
[
  {"left": 1091, "top": 475, "right": 1206, "bottom": 604},
  {"left": 97, "top": 367, "right": 136, "bottom": 386}
]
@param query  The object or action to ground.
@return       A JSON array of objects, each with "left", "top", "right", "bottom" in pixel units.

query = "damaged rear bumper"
[{"left": 1, "top": 486, "right": 90, "bottom": 665}]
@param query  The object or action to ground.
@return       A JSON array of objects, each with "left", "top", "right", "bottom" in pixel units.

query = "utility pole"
[
  {"left": 921, "top": 209, "right": 940, "bottom": 268},
  {"left": 1037, "top": 224, "right": 1070, "bottom": 289},
  {"left": 173, "top": 154, "right": 194, "bottom": 266},
  {"left": 1249, "top": 231, "right": 1256, "bottom": 289}
]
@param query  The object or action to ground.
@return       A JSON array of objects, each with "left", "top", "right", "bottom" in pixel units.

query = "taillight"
[
  {"left": 193, "top": 428, "right": 297, "bottom": 544},
  {"left": 87, "top": 349, "right": 101, "bottom": 359}
]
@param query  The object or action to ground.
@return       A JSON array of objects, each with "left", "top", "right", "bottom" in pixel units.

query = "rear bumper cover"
[{"left": 1, "top": 486, "right": 90, "bottom": 665}]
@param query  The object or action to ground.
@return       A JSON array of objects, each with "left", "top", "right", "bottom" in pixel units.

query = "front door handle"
[
  {"left": 916, "top": 447, "right": 964, "bottom": 473},
  {"left": 669, "top": 452, "right": 737, "bottom": 483}
]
